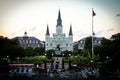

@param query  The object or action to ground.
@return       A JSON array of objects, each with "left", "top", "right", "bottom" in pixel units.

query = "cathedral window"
[
  {"left": 50, "top": 43, "right": 52, "bottom": 46},
  {"left": 66, "top": 43, "right": 68, "bottom": 46}
]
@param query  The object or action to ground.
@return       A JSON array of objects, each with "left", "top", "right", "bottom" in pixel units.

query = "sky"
[{"left": 0, "top": 0, "right": 120, "bottom": 42}]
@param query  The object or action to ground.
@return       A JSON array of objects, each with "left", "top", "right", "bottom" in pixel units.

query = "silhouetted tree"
[
  {"left": 34, "top": 47, "right": 45, "bottom": 55},
  {"left": 24, "top": 47, "right": 34, "bottom": 56},
  {"left": 84, "top": 36, "right": 92, "bottom": 50},
  {"left": 110, "top": 33, "right": 120, "bottom": 67},
  {"left": 0, "top": 36, "right": 24, "bottom": 59}
]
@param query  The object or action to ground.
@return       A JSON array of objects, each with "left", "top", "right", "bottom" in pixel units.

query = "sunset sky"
[{"left": 0, "top": 0, "right": 120, "bottom": 42}]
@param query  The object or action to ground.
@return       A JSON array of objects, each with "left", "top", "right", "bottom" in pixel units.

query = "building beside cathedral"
[
  {"left": 13, "top": 31, "right": 44, "bottom": 49},
  {"left": 45, "top": 10, "right": 73, "bottom": 51},
  {"left": 73, "top": 37, "right": 102, "bottom": 50}
]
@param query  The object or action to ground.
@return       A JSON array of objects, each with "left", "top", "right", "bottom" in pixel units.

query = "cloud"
[
  {"left": 11, "top": 32, "right": 16, "bottom": 37},
  {"left": 116, "top": 14, "right": 120, "bottom": 16},
  {"left": 95, "top": 30, "right": 105, "bottom": 36},
  {"left": 29, "top": 27, "right": 37, "bottom": 32},
  {"left": 106, "top": 28, "right": 114, "bottom": 32}
]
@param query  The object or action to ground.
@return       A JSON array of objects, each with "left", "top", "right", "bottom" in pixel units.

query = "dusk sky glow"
[{"left": 0, "top": 0, "right": 120, "bottom": 42}]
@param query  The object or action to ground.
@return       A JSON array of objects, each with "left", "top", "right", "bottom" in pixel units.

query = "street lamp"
[
  {"left": 52, "top": 53, "right": 54, "bottom": 56},
  {"left": 69, "top": 54, "right": 71, "bottom": 57},
  {"left": 90, "top": 60, "right": 93, "bottom": 63},
  {"left": 62, "top": 53, "right": 64, "bottom": 57},
  {"left": 7, "top": 55, "right": 9, "bottom": 58},
  {"left": 45, "top": 53, "right": 47, "bottom": 56},
  {"left": 106, "top": 56, "right": 109, "bottom": 59}
]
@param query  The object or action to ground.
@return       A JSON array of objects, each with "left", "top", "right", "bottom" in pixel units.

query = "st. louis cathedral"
[{"left": 45, "top": 10, "right": 73, "bottom": 51}]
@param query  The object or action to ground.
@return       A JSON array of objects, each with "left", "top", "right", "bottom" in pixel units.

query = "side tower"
[
  {"left": 45, "top": 24, "right": 50, "bottom": 51},
  {"left": 68, "top": 24, "right": 73, "bottom": 51}
]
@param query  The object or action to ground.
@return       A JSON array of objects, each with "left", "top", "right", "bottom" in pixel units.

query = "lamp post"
[
  {"left": 62, "top": 53, "right": 64, "bottom": 57},
  {"left": 90, "top": 59, "right": 93, "bottom": 66},
  {"left": 45, "top": 53, "right": 47, "bottom": 56},
  {"left": 68, "top": 54, "right": 71, "bottom": 68},
  {"left": 52, "top": 53, "right": 54, "bottom": 56},
  {"left": 69, "top": 53, "right": 71, "bottom": 57},
  {"left": 106, "top": 56, "right": 109, "bottom": 59},
  {"left": 17, "top": 57, "right": 20, "bottom": 63},
  {"left": 7, "top": 55, "right": 9, "bottom": 58},
  {"left": 6, "top": 55, "right": 10, "bottom": 63}
]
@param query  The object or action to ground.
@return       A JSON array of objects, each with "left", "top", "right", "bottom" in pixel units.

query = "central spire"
[
  {"left": 57, "top": 9, "right": 62, "bottom": 26},
  {"left": 46, "top": 24, "right": 50, "bottom": 35}
]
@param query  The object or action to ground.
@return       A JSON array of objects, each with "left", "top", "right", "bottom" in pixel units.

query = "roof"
[{"left": 16, "top": 36, "right": 41, "bottom": 41}]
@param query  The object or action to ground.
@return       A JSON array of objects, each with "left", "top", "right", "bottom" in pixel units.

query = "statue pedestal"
[
  {"left": 55, "top": 50, "right": 62, "bottom": 56},
  {"left": 52, "top": 57, "right": 63, "bottom": 70}
]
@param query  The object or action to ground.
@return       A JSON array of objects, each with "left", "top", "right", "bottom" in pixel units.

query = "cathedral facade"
[{"left": 45, "top": 10, "right": 73, "bottom": 51}]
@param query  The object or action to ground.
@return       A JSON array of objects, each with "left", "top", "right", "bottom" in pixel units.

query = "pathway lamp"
[
  {"left": 62, "top": 53, "right": 64, "bottom": 57},
  {"left": 52, "top": 53, "right": 54, "bottom": 56},
  {"left": 106, "top": 56, "right": 109, "bottom": 59},
  {"left": 69, "top": 53, "right": 71, "bottom": 57},
  {"left": 45, "top": 53, "right": 47, "bottom": 56}
]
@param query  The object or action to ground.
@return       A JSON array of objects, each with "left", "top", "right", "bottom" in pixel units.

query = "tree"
[
  {"left": 110, "top": 33, "right": 120, "bottom": 67},
  {"left": 45, "top": 49, "right": 55, "bottom": 59},
  {"left": 24, "top": 47, "right": 34, "bottom": 56},
  {"left": 84, "top": 36, "right": 92, "bottom": 50},
  {"left": 0, "top": 36, "right": 25, "bottom": 59},
  {"left": 73, "top": 49, "right": 84, "bottom": 56},
  {"left": 34, "top": 47, "right": 45, "bottom": 55}
]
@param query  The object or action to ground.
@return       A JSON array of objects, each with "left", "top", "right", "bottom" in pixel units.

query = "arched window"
[
  {"left": 50, "top": 43, "right": 52, "bottom": 46},
  {"left": 66, "top": 43, "right": 68, "bottom": 46}
]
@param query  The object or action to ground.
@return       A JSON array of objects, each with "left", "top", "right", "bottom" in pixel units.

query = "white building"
[{"left": 45, "top": 10, "right": 73, "bottom": 51}]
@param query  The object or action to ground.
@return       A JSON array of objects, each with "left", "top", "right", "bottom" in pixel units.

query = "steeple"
[
  {"left": 46, "top": 24, "right": 50, "bottom": 35},
  {"left": 69, "top": 24, "right": 73, "bottom": 35},
  {"left": 57, "top": 9, "right": 62, "bottom": 26}
]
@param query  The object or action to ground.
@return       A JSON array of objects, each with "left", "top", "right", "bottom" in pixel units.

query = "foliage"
[
  {"left": 72, "top": 49, "right": 84, "bottom": 56},
  {"left": 34, "top": 47, "right": 45, "bottom": 55},
  {"left": 0, "top": 36, "right": 25, "bottom": 60},
  {"left": 62, "top": 50, "right": 72, "bottom": 57},
  {"left": 24, "top": 47, "right": 34, "bottom": 56},
  {"left": 21, "top": 56, "right": 47, "bottom": 64},
  {"left": 84, "top": 36, "right": 92, "bottom": 50},
  {"left": 110, "top": 33, "right": 120, "bottom": 66}
]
